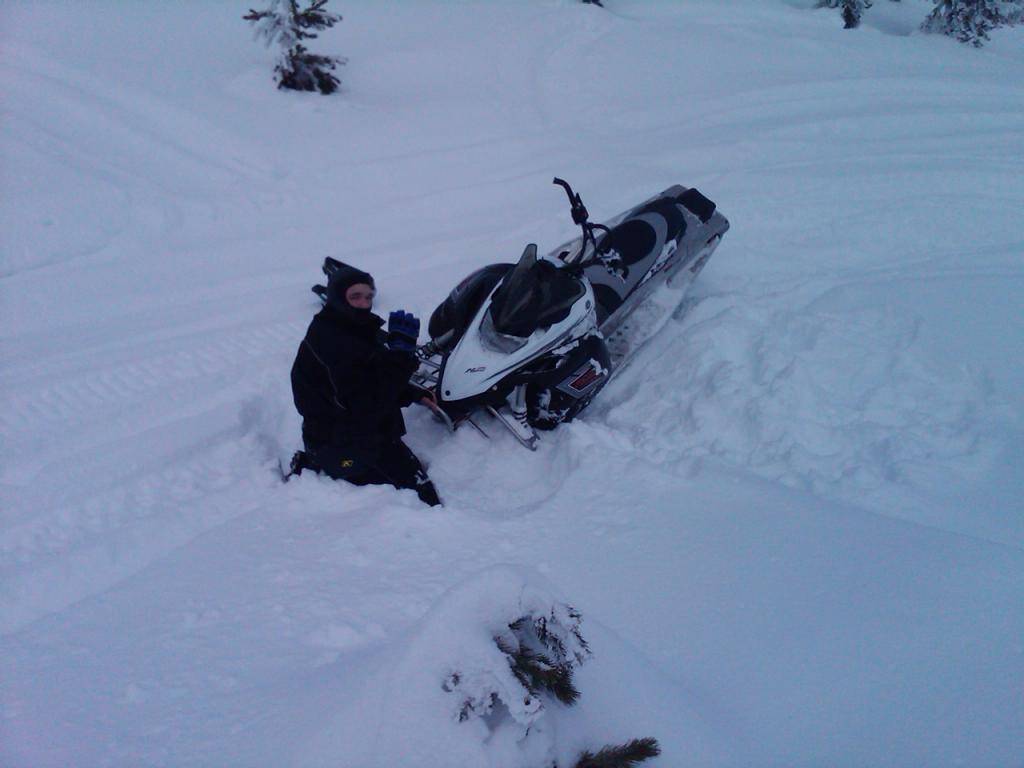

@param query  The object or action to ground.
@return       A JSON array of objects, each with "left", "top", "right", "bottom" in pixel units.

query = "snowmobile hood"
[{"left": 438, "top": 265, "right": 596, "bottom": 403}]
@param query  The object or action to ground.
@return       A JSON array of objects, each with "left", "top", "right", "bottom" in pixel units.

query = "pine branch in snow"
[
  {"left": 920, "top": 0, "right": 1022, "bottom": 45},
  {"left": 444, "top": 598, "right": 590, "bottom": 735},
  {"left": 275, "top": 44, "right": 343, "bottom": 94},
  {"left": 245, "top": 6, "right": 288, "bottom": 49},
  {"left": 491, "top": 610, "right": 589, "bottom": 707},
  {"left": 573, "top": 738, "right": 662, "bottom": 768},
  {"left": 497, "top": 638, "right": 581, "bottom": 706}
]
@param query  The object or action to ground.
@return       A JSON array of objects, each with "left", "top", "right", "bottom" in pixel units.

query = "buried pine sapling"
[
  {"left": 244, "top": 0, "right": 345, "bottom": 94},
  {"left": 444, "top": 601, "right": 661, "bottom": 768},
  {"left": 921, "top": 0, "right": 1022, "bottom": 46},
  {"left": 817, "top": 0, "right": 874, "bottom": 28}
]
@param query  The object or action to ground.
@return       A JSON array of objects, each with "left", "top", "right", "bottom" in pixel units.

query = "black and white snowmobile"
[{"left": 315, "top": 178, "right": 728, "bottom": 449}]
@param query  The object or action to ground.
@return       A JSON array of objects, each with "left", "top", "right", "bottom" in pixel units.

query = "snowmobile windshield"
[
  {"left": 487, "top": 244, "right": 586, "bottom": 340},
  {"left": 489, "top": 244, "right": 540, "bottom": 338}
]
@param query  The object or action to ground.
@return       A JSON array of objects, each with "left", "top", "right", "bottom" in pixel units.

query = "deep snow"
[{"left": 2, "top": 1, "right": 1022, "bottom": 766}]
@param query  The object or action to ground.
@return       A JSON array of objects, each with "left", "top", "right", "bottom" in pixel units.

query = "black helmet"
[{"left": 325, "top": 264, "right": 375, "bottom": 313}]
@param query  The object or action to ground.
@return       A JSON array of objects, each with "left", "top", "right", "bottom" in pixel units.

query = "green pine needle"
[{"left": 573, "top": 737, "right": 661, "bottom": 768}]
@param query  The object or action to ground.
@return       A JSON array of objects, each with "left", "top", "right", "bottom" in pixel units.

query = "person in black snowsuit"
[{"left": 290, "top": 264, "right": 441, "bottom": 506}]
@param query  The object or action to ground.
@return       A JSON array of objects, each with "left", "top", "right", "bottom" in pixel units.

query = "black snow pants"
[{"left": 302, "top": 439, "right": 441, "bottom": 507}]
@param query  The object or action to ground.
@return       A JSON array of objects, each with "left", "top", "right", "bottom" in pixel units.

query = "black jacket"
[{"left": 291, "top": 305, "right": 422, "bottom": 453}]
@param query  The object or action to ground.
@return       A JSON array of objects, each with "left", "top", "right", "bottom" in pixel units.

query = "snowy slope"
[{"left": 2, "top": 1, "right": 1023, "bottom": 766}]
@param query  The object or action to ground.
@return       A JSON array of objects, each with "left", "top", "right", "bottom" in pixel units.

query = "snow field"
[{"left": 2, "top": 0, "right": 1023, "bottom": 766}]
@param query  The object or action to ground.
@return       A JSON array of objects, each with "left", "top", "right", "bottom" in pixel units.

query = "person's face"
[{"left": 345, "top": 283, "right": 375, "bottom": 309}]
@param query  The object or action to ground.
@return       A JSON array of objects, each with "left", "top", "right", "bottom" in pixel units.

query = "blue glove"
[{"left": 387, "top": 310, "right": 420, "bottom": 352}]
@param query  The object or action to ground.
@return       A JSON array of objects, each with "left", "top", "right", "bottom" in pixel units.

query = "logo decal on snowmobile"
[{"left": 465, "top": 366, "right": 486, "bottom": 373}]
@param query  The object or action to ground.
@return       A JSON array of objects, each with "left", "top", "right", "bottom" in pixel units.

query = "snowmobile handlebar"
[
  {"left": 553, "top": 177, "right": 610, "bottom": 266},
  {"left": 553, "top": 177, "right": 589, "bottom": 225}
]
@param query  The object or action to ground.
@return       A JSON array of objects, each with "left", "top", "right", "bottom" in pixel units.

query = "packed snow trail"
[{"left": 2, "top": 1, "right": 1023, "bottom": 766}]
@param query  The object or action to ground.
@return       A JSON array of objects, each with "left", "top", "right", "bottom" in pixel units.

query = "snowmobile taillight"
[{"left": 568, "top": 365, "right": 602, "bottom": 393}]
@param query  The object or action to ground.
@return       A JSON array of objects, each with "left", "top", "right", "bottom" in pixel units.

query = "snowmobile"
[{"left": 314, "top": 178, "right": 728, "bottom": 449}]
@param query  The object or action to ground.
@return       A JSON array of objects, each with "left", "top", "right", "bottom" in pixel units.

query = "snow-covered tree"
[
  {"left": 819, "top": 0, "right": 874, "bottom": 29},
  {"left": 920, "top": 0, "right": 1013, "bottom": 45},
  {"left": 244, "top": 0, "right": 345, "bottom": 94},
  {"left": 444, "top": 593, "right": 660, "bottom": 768},
  {"left": 842, "top": 0, "right": 872, "bottom": 27}
]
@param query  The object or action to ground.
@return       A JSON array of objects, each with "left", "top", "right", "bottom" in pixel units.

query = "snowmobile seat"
[
  {"left": 640, "top": 197, "right": 687, "bottom": 236},
  {"left": 596, "top": 196, "right": 688, "bottom": 269},
  {"left": 597, "top": 219, "right": 658, "bottom": 269}
]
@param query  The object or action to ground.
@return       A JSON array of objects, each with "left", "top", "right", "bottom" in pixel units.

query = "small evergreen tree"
[
  {"left": 921, "top": 0, "right": 1009, "bottom": 45},
  {"left": 446, "top": 602, "right": 660, "bottom": 768},
  {"left": 842, "top": 0, "right": 870, "bottom": 27},
  {"left": 819, "top": 0, "right": 874, "bottom": 28},
  {"left": 244, "top": 0, "right": 345, "bottom": 94}
]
